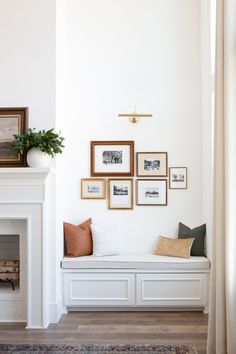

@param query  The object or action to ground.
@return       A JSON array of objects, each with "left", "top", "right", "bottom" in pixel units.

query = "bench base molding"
[
  {"left": 67, "top": 306, "right": 208, "bottom": 312},
  {"left": 62, "top": 269, "right": 209, "bottom": 311}
]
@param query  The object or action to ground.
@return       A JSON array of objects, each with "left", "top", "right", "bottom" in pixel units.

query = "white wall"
[
  {"left": 56, "top": 0, "right": 204, "bottom": 254},
  {"left": 0, "top": 0, "right": 56, "bottom": 129},
  {"left": 0, "top": 0, "right": 58, "bottom": 321},
  {"left": 0, "top": 0, "right": 212, "bottom": 323}
]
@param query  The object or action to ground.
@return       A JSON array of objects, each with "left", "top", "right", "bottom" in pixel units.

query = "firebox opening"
[{"left": 0, "top": 235, "right": 20, "bottom": 292}]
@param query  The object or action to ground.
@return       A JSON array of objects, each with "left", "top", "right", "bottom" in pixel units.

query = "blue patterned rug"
[{"left": 0, "top": 344, "right": 198, "bottom": 354}]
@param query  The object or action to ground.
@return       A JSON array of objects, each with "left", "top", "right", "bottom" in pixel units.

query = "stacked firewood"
[{"left": 0, "top": 260, "right": 20, "bottom": 290}]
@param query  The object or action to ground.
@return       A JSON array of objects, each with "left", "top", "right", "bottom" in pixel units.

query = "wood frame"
[
  {"left": 136, "top": 152, "right": 168, "bottom": 177},
  {"left": 169, "top": 167, "right": 187, "bottom": 189},
  {"left": 108, "top": 178, "right": 133, "bottom": 210},
  {"left": 136, "top": 179, "right": 168, "bottom": 206},
  {"left": 0, "top": 107, "right": 28, "bottom": 167},
  {"left": 91, "top": 141, "right": 134, "bottom": 177},
  {"left": 81, "top": 178, "right": 106, "bottom": 199}
]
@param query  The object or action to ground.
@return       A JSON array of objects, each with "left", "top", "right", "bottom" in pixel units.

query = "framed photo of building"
[
  {"left": 0, "top": 107, "right": 28, "bottom": 167},
  {"left": 81, "top": 178, "right": 106, "bottom": 199},
  {"left": 169, "top": 167, "right": 187, "bottom": 189},
  {"left": 136, "top": 179, "right": 167, "bottom": 206},
  {"left": 91, "top": 141, "right": 134, "bottom": 176},
  {"left": 108, "top": 178, "right": 133, "bottom": 209},
  {"left": 136, "top": 152, "right": 168, "bottom": 177}
]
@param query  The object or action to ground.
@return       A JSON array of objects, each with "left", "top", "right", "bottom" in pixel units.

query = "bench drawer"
[
  {"left": 136, "top": 273, "right": 208, "bottom": 307},
  {"left": 64, "top": 273, "right": 135, "bottom": 306}
]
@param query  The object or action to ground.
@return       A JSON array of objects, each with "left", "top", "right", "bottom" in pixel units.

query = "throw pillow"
[
  {"left": 64, "top": 218, "right": 92, "bottom": 257},
  {"left": 178, "top": 222, "right": 206, "bottom": 256},
  {"left": 155, "top": 235, "right": 195, "bottom": 258},
  {"left": 91, "top": 223, "right": 121, "bottom": 256}
]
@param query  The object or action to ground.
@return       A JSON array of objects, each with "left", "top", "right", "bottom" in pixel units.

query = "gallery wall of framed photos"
[{"left": 81, "top": 140, "right": 188, "bottom": 210}]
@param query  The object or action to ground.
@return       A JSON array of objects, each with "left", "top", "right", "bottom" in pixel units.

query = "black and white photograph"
[
  {"left": 169, "top": 167, "right": 187, "bottom": 189},
  {"left": 91, "top": 141, "right": 134, "bottom": 176},
  {"left": 113, "top": 184, "right": 128, "bottom": 195},
  {"left": 172, "top": 173, "right": 184, "bottom": 182},
  {"left": 136, "top": 179, "right": 167, "bottom": 206},
  {"left": 144, "top": 159, "right": 160, "bottom": 171},
  {"left": 136, "top": 152, "right": 168, "bottom": 176},
  {"left": 81, "top": 178, "right": 106, "bottom": 199},
  {"left": 103, "top": 150, "right": 122, "bottom": 164},
  {"left": 108, "top": 179, "right": 133, "bottom": 209},
  {"left": 87, "top": 185, "right": 100, "bottom": 193},
  {"left": 0, "top": 108, "right": 28, "bottom": 167},
  {"left": 145, "top": 187, "right": 159, "bottom": 198}
]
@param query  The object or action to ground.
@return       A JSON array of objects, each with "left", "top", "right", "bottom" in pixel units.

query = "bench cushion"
[{"left": 61, "top": 253, "right": 210, "bottom": 270}]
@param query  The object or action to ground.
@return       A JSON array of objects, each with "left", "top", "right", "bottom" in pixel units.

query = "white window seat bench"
[{"left": 61, "top": 254, "right": 210, "bottom": 312}]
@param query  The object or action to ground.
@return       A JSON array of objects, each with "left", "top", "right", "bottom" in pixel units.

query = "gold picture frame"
[
  {"left": 136, "top": 152, "right": 168, "bottom": 177},
  {"left": 108, "top": 178, "right": 133, "bottom": 210},
  {"left": 81, "top": 178, "right": 106, "bottom": 199}
]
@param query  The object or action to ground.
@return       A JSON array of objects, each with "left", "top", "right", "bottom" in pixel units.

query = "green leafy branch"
[{"left": 12, "top": 128, "right": 65, "bottom": 157}]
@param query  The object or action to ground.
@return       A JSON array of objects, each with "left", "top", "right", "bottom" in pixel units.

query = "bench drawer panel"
[
  {"left": 64, "top": 273, "right": 135, "bottom": 306},
  {"left": 136, "top": 273, "right": 208, "bottom": 306}
]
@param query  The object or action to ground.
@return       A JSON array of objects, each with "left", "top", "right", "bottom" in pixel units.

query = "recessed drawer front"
[
  {"left": 136, "top": 273, "right": 208, "bottom": 306},
  {"left": 64, "top": 273, "right": 135, "bottom": 306}
]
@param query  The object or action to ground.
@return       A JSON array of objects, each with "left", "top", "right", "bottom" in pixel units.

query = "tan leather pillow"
[
  {"left": 156, "top": 235, "right": 195, "bottom": 258},
  {"left": 64, "top": 218, "right": 92, "bottom": 257}
]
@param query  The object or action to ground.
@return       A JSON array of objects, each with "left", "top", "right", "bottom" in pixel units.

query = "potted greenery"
[{"left": 12, "top": 128, "right": 65, "bottom": 167}]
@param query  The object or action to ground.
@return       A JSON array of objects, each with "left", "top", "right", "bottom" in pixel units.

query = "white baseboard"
[{"left": 49, "top": 298, "right": 64, "bottom": 323}]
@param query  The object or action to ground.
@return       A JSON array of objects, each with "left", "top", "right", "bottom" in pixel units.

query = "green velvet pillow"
[{"left": 178, "top": 222, "right": 206, "bottom": 256}]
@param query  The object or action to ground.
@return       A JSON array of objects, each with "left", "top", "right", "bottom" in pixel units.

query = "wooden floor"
[{"left": 0, "top": 312, "right": 208, "bottom": 354}]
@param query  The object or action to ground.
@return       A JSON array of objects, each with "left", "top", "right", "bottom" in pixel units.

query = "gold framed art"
[
  {"left": 81, "top": 178, "right": 106, "bottom": 199},
  {"left": 108, "top": 178, "right": 133, "bottom": 210},
  {"left": 136, "top": 152, "right": 168, "bottom": 177}
]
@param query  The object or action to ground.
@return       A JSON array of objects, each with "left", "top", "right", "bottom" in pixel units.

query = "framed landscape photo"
[
  {"left": 136, "top": 152, "right": 168, "bottom": 177},
  {"left": 136, "top": 179, "right": 167, "bottom": 206},
  {"left": 0, "top": 107, "right": 28, "bottom": 167},
  {"left": 108, "top": 178, "right": 133, "bottom": 209},
  {"left": 169, "top": 167, "right": 187, "bottom": 189},
  {"left": 91, "top": 141, "right": 134, "bottom": 176},
  {"left": 81, "top": 178, "right": 106, "bottom": 199}
]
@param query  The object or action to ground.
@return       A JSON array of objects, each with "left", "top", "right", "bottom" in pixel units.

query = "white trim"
[{"left": 49, "top": 299, "right": 64, "bottom": 323}]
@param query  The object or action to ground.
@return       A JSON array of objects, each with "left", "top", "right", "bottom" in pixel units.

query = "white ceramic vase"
[{"left": 27, "top": 147, "right": 51, "bottom": 168}]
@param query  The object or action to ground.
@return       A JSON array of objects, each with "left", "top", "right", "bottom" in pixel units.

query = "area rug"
[{"left": 0, "top": 344, "right": 198, "bottom": 354}]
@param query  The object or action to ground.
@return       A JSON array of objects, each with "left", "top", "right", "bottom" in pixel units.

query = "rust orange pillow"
[{"left": 64, "top": 218, "right": 92, "bottom": 257}]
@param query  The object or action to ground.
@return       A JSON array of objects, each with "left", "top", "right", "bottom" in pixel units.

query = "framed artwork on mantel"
[
  {"left": 0, "top": 107, "right": 28, "bottom": 167},
  {"left": 169, "top": 167, "right": 187, "bottom": 189},
  {"left": 136, "top": 179, "right": 167, "bottom": 206},
  {"left": 91, "top": 141, "right": 134, "bottom": 176},
  {"left": 108, "top": 178, "right": 133, "bottom": 209},
  {"left": 136, "top": 152, "right": 168, "bottom": 177}
]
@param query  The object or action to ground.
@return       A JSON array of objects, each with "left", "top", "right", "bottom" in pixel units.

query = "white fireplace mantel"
[
  {"left": 0, "top": 167, "right": 54, "bottom": 328},
  {"left": 0, "top": 167, "right": 51, "bottom": 183}
]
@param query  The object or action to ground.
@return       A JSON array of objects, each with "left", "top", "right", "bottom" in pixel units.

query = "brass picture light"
[{"left": 118, "top": 109, "right": 153, "bottom": 123}]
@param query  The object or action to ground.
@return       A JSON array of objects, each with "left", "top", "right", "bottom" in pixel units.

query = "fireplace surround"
[{"left": 0, "top": 168, "right": 53, "bottom": 328}]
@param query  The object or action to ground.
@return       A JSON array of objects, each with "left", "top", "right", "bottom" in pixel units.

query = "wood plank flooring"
[{"left": 0, "top": 311, "right": 208, "bottom": 354}]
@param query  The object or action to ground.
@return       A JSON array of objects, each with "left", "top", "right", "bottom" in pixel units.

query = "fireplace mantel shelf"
[{"left": 0, "top": 167, "right": 52, "bottom": 179}]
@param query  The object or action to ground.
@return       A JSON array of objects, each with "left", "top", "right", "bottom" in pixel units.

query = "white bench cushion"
[{"left": 61, "top": 253, "right": 210, "bottom": 270}]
